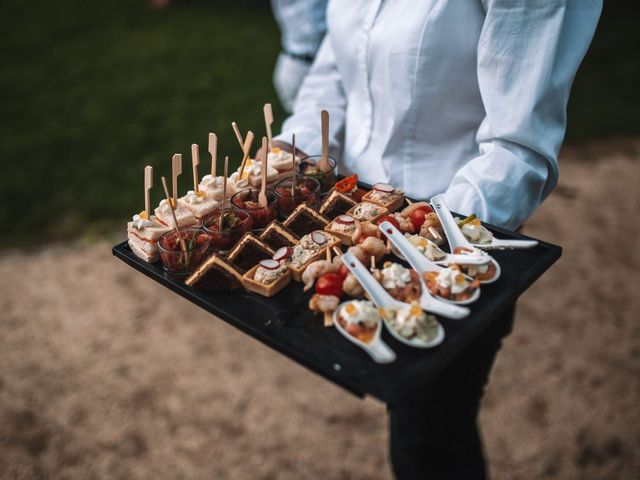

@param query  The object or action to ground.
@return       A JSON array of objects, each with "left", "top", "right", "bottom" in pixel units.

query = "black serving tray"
[{"left": 113, "top": 207, "right": 560, "bottom": 405}]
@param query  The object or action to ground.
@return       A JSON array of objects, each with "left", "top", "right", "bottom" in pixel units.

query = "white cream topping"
[
  {"left": 436, "top": 267, "right": 469, "bottom": 295},
  {"left": 380, "top": 263, "right": 412, "bottom": 289},
  {"left": 340, "top": 301, "right": 379, "bottom": 328},
  {"left": 200, "top": 174, "right": 221, "bottom": 188},
  {"left": 131, "top": 214, "right": 155, "bottom": 230},
  {"left": 183, "top": 190, "right": 205, "bottom": 204},
  {"left": 268, "top": 148, "right": 294, "bottom": 169}
]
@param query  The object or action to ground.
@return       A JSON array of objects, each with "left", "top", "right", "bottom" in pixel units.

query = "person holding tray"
[{"left": 272, "top": 1, "right": 601, "bottom": 479}]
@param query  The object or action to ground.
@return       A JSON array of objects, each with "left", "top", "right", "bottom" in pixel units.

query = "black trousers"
[{"left": 388, "top": 304, "right": 515, "bottom": 480}]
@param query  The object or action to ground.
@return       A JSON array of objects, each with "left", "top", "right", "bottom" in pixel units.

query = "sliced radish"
[
  {"left": 259, "top": 259, "right": 281, "bottom": 270},
  {"left": 335, "top": 214, "right": 355, "bottom": 225},
  {"left": 311, "top": 231, "right": 327, "bottom": 245},
  {"left": 273, "top": 246, "right": 293, "bottom": 261},
  {"left": 373, "top": 183, "right": 394, "bottom": 193}
]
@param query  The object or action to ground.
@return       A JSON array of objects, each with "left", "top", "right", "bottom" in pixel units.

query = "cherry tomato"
[
  {"left": 315, "top": 272, "right": 344, "bottom": 297},
  {"left": 337, "top": 264, "right": 350, "bottom": 279},
  {"left": 410, "top": 206, "right": 433, "bottom": 230}
]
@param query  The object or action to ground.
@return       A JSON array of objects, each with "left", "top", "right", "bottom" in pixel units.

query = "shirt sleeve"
[
  {"left": 441, "top": 0, "right": 602, "bottom": 229},
  {"left": 274, "top": 34, "right": 347, "bottom": 158},
  {"left": 270, "top": 0, "right": 328, "bottom": 58}
]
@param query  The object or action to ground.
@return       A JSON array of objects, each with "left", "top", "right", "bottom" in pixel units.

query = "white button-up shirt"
[{"left": 275, "top": 0, "right": 601, "bottom": 229}]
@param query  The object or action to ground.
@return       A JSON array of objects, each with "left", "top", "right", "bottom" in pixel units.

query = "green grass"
[
  {"left": 0, "top": 1, "right": 637, "bottom": 248},
  {"left": 0, "top": 0, "right": 285, "bottom": 246}
]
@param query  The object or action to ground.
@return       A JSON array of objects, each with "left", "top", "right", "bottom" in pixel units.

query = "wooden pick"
[
  {"left": 263, "top": 103, "right": 274, "bottom": 151},
  {"left": 323, "top": 311, "right": 333, "bottom": 328},
  {"left": 290, "top": 133, "right": 296, "bottom": 198},
  {"left": 325, "top": 247, "right": 331, "bottom": 262},
  {"left": 320, "top": 109, "right": 330, "bottom": 172},
  {"left": 191, "top": 143, "right": 200, "bottom": 193},
  {"left": 332, "top": 246, "right": 342, "bottom": 257},
  {"left": 428, "top": 226, "right": 442, "bottom": 241},
  {"left": 144, "top": 165, "right": 153, "bottom": 219},
  {"left": 406, "top": 199, "right": 413, "bottom": 205},
  {"left": 231, "top": 122, "right": 244, "bottom": 151},
  {"left": 370, "top": 255, "right": 376, "bottom": 271},
  {"left": 258, "top": 136, "right": 268, "bottom": 207},
  {"left": 171, "top": 153, "right": 182, "bottom": 208},
  {"left": 161, "top": 176, "right": 187, "bottom": 253},
  {"left": 238, "top": 131, "right": 255, "bottom": 180},
  {"left": 208, "top": 133, "right": 217, "bottom": 177},
  {"left": 219, "top": 156, "right": 229, "bottom": 231}
]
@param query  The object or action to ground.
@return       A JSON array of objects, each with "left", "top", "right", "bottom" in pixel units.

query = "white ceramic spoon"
[
  {"left": 471, "top": 237, "right": 539, "bottom": 250},
  {"left": 430, "top": 194, "right": 502, "bottom": 284},
  {"left": 332, "top": 301, "right": 396, "bottom": 363},
  {"left": 379, "top": 221, "right": 480, "bottom": 308},
  {"left": 341, "top": 253, "right": 445, "bottom": 348},
  {"left": 390, "top": 236, "right": 489, "bottom": 266}
]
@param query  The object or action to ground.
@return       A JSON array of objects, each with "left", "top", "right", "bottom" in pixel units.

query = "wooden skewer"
[
  {"left": 406, "top": 199, "right": 413, "bottom": 205},
  {"left": 191, "top": 144, "right": 200, "bottom": 193},
  {"left": 290, "top": 133, "right": 296, "bottom": 198},
  {"left": 161, "top": 176, "right": 187, "bottom": 253},
  {"left": 428, "top": 226, "right": 442, "bottom": 241},
  {"left": 219, "top": 156, "right": 229, "bottom": 231},
  {"left": 208, "top": 133, "right": 217, "bottom": 177},
  {"left": 263, "top": 103, "right": 274, "bottom": 151},
  {"left": 386, "top": 238, "right": 391, "bottom": 253},
  {"left": 231, "top": 122, "right": 244, "bottom": 151},
  {"left": 324, "top": 311, "right": 333, "bottom": 328},
  {"left": 144, "top": 165, "right": 153, "bottom": 219},
  {"left": 325, "top": 247, "right": 331, "bottom": 262},
  {"left": 171, "top": 153, "right": 182, "bottom": 208},
  {"left": 238, "top": 131, "right": 254, "bottom": 180},
  {"left": 258, "top": 136, "right": 268, "bottom": 207},
  {"left": 370, "top": 255, "right": 376, "bottom": 271},
  {"left": 332, "top": 246, "right": 342, "bottom": 257},
  {"left": 319, "top": 109, "right": 330, "bottom": 172}
]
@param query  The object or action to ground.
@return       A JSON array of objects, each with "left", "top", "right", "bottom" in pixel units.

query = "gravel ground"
[{"left": 1, "top": 140, "right": 639, "bottom": 479}]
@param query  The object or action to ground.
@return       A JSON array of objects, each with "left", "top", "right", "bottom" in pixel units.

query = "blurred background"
[{"left": 1, "top": 1, "right": 638, "bottom": 479}]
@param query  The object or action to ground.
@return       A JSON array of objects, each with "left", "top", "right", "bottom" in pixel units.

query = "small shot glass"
[
  {"left": 297, "top": 154, "right": 338, "bottom": 195},
  {"left": 201, "top": 208, "right": 253, "bottom": 254},
  {"left": 273, "top": 174, "right": 321, "bottom": 219},
  {"left": 158, "top": 228, "right": 210, "bottom": 277},
  {"left": 230, "top": 188, "right": 277, "bottom": 233}
]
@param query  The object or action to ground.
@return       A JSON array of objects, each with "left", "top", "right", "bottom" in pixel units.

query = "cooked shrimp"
[
  {"left": 309, "top": 293, "right": 340, "bottom": 312},
  {"left": 350, "top": 221, "right": 379, "bottom": 244},
  {"left": 343, "top": 273, "right": 364, "bottom": 297},
  {"left": 309, "top": 294, "right": 341, "bottom": 327},
  {"left": 360, "top": 236, "right": 387, "bottom": 262},
  {"left": 389, "top": 213, "right": 415, "bottom": 234},
  {"left": 302, "top": 259, "right": 338, "bottom": 291},
  {"left": 347, "top": 245, "right": 367, "bottom": 263}
]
